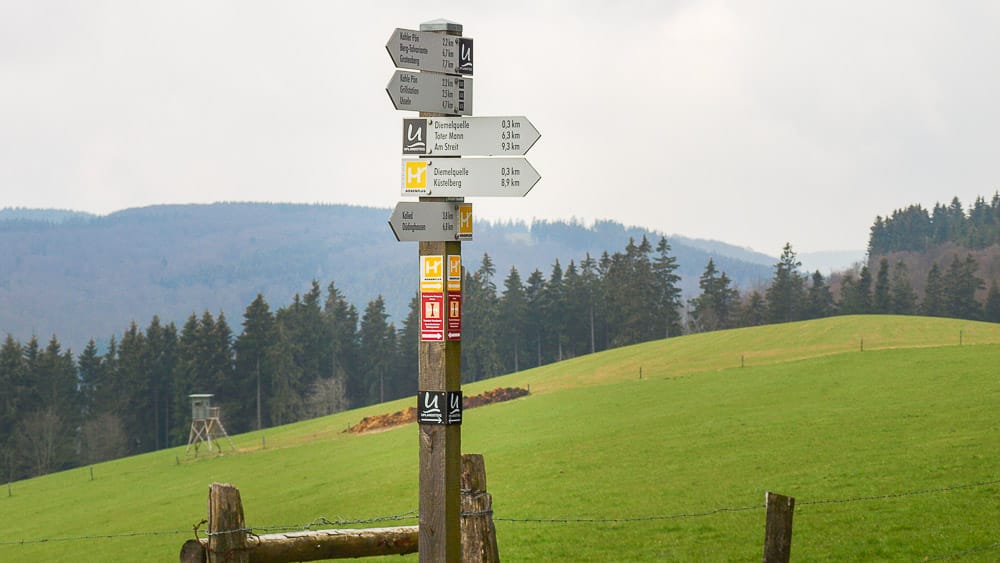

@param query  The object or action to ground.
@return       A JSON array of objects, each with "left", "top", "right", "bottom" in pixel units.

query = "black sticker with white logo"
[
  {"left": 402, "top": 118, "right": 427, "bottom": 155},
  {"left": 418, "top": 390, "right": 462, "bottom": 425}
]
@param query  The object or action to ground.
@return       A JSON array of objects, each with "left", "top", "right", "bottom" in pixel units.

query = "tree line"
[
  {"left": 3, "top": 233, "right": 999, "bottom": 481},
  {"left": 868, "top": 193, "right": 1000, "bottom": 254}
]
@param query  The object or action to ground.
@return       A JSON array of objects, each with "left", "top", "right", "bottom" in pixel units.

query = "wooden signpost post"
[{"left": 386, "top": 19, "right": 539, "bottom": 561}]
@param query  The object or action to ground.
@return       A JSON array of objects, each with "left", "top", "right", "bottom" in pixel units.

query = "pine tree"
[
  {"left": 889, "top": 261, "right": 918, "bottom": 315},
  {"left": 524, "top": 269, "right": 547, "bottom": 368},
  {"left": 359, "top": 296, "right": 395, "bottom": 405},
  {"left": 688, "top": 259, "right": 739, "bottom": 332},
  {"left": 324, "top": 281, "right": 359, "bottom": 408},
  {"left": 116, "top": 322, "right": 150, "bottom": 453},
  {"left": 235, "top": 294, "right": 275, "bottom": 431},
  {"left": 872, "top": 259, "right": 891, "bottom": 314},
  {"left": 396, "top": 292, "right": 420, "bottom": 396},
  {"left": 541, "top": 259, "right": 567, "bottom": 361},
  {"left": 984, "top": 281, "right": 1000, "bottom": 323},
  {"left": 267, "top": 321, "right": 303, "bottom": 426},
  {"left": 766, "top": 243, "right": 806, "bottom": 323},
  {"left": 653, "top": 237, "right": 683, "bottom": 338},
  {"left": 0, "top": 335, "right": 24, "bottom": 478},
  {"left": 145, "top": 317, "right": 178, "bottom": 449},
  {"left": 944, "top": 254, "right": 984, "bottom": 320},
  {"left": 498, "top": 267, "right": 528, "bottom": 372},
  {"left": 462, "top": 254, "right": 503, "bottom": 381},
  {"left": 922, "top": 264, "right": 946, "bottom": 317},
  {"left": 805, "top": 271, "right": 835, "bottom": 319},
  {"left": 739, "top": 291, "right": 768, "bottom": 327}
]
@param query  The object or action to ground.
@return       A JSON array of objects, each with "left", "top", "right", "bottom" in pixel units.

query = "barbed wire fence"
[{"left": 2, "top": 478, "right": 998, "bottom": 559}]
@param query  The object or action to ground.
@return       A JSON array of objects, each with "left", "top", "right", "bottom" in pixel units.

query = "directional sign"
[
  {"left": 386, "top": 28, "right": 473, "bottom": 75},
  {"left": 402, "top": 116, "right": 540, "bottom": 156},
  {"left": 388, "top": 201, "right": 474, "bottom": 242},
  {"left": 386, "top": 70, "right": 472, "bottom": 115},
  {"left": 401, "top": 157, "right": 539, "bottom": 197}
]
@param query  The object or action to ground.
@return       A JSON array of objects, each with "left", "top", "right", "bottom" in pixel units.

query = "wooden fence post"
[
  {"left": 207, "top": 482, "right": 249, "bottom": 563},
  {"left": 762, "top": 491, "right": 794, "bottom": 563},
  {"left": 461, "top": 454, "right": 500, "bottom": 562}
]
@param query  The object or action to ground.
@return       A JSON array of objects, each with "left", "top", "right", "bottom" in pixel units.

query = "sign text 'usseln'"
[
  {"left": 386, "top": 70, "right": 473, "bottom": 116},
  {"left": 401, "top": 157, "right": 539, "bottom": 197},
  {"left": 402, "top": 116, "right": 540, "bottom": 156}
]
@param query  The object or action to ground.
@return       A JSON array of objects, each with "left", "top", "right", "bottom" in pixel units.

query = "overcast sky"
[{"left": 3, "top": 1, "right": 999, "bottom": 255}]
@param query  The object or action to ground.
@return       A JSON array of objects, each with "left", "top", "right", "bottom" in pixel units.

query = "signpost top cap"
[{"left": 420, "top": 19, "right": 462, "bottom": 34}]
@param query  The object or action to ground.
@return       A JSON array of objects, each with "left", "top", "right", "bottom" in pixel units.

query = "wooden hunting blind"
[{"left": 185, "top": 394, "right": 234, "bottom": 456}]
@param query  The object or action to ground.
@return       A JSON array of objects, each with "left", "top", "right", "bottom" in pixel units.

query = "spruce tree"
[
  {"left": 873, "top": 259, "right": 891, "bottom": 314},
  {"left": 235, "top": 294, "right": 276, "bottom": 431},
  {"left": 805, "top": 271, "right": 834, "bottom": 319},
  {"left": 984, "top": 281, "right": 1000, "bottom": 323},
  {"left": 889, "top": 261, "right": 918, "bottom": 315},
  {"left": 499, "top": 267, "right": 528, "bottom": 372},
  {"left": 766, "top": 243, "right": 806, "bottom": 323},
  {"left": 922, "top": 264, "right": 946, "bottom": 317},
  {"left": 653, "top": 237, "right": 683, "bottom": 338}
]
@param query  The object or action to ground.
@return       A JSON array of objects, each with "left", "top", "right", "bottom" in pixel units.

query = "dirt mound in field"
[{"left": 346, "top": 387, "right": 530, "bottom": 434}]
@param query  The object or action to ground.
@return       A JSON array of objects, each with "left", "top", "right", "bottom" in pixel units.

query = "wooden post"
[
  {"left": 417, "top": 18, "right": 464, "bottom": 563},
  {"left": 419, "top": 240, "right": 462, "bottom": 563},
  {"left": 762, "top": 491, "right": 794, "bottom": 563},
  {"left": 461, "top": 454, "right": 500, "bottom": 562},
  {"left": 207, "top": 483, "right": 249, "bottom": 563}
]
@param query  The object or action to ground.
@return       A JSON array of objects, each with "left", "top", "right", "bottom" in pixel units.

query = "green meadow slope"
[{"left": 2, "top": 316, "right": 1000, "bottom": 561}]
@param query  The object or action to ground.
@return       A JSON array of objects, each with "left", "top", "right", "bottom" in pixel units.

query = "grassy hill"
[{"left": 3, "top": 316, "right": 1000, "bottom": 561}]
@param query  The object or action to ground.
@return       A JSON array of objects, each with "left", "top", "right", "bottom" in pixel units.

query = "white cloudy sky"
[{"left": 2, "top": 1, "right": 999, "bottom": 255}]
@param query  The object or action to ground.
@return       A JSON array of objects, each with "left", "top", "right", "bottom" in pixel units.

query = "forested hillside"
[
  {"left": 0, "top": 203, "right": 773, "bottom": 353},
  {"left": 863, "top": 193, "right": 1000, "bottom": 320},
  {"left": 3, "top": 199, "right": 1000, "bottom": 481}
]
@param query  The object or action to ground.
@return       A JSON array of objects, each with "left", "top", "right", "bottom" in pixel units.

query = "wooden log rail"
[
  {"left": 180, "top": 525, "right": 419, "bottom": 562},
  {"left": 181, "top": 453, "right": 500, "bottom": 562}
]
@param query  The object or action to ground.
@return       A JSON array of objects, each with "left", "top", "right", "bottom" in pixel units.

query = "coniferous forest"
[{"left": 2, "top": 196, "right": 1000, "bottom": 481}]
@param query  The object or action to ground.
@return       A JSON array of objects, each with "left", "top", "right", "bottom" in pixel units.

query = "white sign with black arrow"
[
  {"left": 386, "top": 28, "right": 473, "bottom": 75},
  {"left": 402, "top": 116, "right": 540, "bottom": 156},
  {"left": 388, "top": 200, "right": 474, "bottom": 242},
  {"left": 386, "top": 70, "right": 472, "bottom": 115},
  {"left": 401, "top": 157, "right": 539, "bottom": 198}
]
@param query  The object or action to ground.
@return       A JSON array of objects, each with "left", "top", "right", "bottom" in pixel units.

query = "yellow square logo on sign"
[
  {"left": 420, "top": 255, "right": 444, "bottom": 292},
  {"left": 447, "top": 255, "right": 462, "bottom": 292},
  {"left": 404, "top": 160, "right": 427, "bottom": 191},
  {"left": 458, "top": 203, "right": 473, "bottom": 239}
]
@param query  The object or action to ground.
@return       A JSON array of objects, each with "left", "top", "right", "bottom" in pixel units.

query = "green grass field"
[{"left": 2, "top": 315, "right": 1000, "bottom": 561}]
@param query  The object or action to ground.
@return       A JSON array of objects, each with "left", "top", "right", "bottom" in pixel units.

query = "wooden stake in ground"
[
  {"left": 762, "top": 491, "right": 795, "bottom": 563},
  {"left": 207, "top": 483, "right": 249, "bottom": 563},
  {"left": 461, "top": 454, "right": 500, "bottom": 562}
]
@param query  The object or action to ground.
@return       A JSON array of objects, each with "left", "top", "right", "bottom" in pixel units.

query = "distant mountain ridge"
[{"left": 1, "top": 203, "right": 777, "bottom": 353}]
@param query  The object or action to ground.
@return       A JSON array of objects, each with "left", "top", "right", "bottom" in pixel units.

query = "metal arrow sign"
[
  {"left": 401, "top": 157, "right": 539, "bottom": 197},
  {"left": 401, "top": 116, "right": 541, "bottom": 156},
  {"left": 386, "top": 28, "right": 473, "bottom": 75},
  {"left": 388, "top": 200, "right": 473, "bottom": 242},
  {"left": 386, "top": 70, "right": 473, "bottom": 115}
]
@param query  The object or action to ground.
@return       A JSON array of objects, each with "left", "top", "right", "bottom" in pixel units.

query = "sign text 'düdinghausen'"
[
  {"left": 388, "top": 201, "right": 473, "bottom": 242},
  {"left": 401, "top": 158, "right": 538, "bottom": 197},
  {"left": 402, "top": 116, "right": 540, "bottom": 156}
]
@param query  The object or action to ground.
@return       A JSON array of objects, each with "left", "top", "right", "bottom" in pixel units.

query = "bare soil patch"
[{"left": 345, "top": 387, "right": 530, "bottom": 434}]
